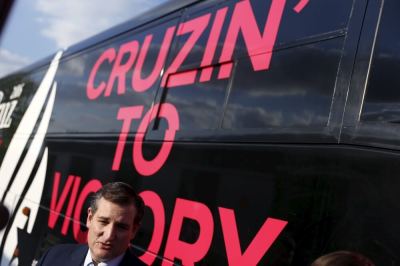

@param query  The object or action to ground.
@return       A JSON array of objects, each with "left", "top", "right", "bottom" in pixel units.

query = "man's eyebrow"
[
  {"left": 95, "top": 217, "right": 130, "bottom": 227},
  {"left": 96, "top": 216, "right": 110, "bottom": 220},
  {"left": 115, "top": 221, "right": 130, "bottom": 228}
]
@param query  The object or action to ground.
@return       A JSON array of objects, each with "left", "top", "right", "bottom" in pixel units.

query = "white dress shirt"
[{"left": 83, "top": 249, "right": 124, "bottom": 266}]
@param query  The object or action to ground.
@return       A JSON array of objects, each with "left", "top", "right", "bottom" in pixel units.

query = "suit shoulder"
[
  {"left": 47, "top": 243, "right": 85, "bottom": 254},
  {"left": 37, "top": 243, "right": 87, "bottom": 265}
]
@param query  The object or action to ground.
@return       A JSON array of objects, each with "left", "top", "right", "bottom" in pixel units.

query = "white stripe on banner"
[
  {"left": 0, "top": 148, "right": 49, "bottom": 266},
  {"left": 0, "top": 51, "right": 61, "bottom": 263},
  {"left": 0, "top": 51, "right": 62, "bottom": 197},
  {"left": 7, "top": 82, "right": 57, "bottom": 199}
]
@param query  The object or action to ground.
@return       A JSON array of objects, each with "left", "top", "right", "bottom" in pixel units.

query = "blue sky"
[{"left": 0, "top": 0, "right": 168, "bottom": 78}]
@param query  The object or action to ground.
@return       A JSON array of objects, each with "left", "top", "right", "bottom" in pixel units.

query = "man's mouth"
[{"left": 97, "top": 242, "right": 113, "bottom": 250}]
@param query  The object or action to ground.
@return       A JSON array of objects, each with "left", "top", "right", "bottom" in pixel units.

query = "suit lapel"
[
  {"left": 119, "top": 248, "right": 144, "bottom": 266},
  {"left": 70, "top": 244, "right": 88, "bottom": 265},
  {"left": 120, "top": 250, "right": 133, "bottom": 266},
  {"left": 67, "top": 245, "right": 144, "bottom": 266}
]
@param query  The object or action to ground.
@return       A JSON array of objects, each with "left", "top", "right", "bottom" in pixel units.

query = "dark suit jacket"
[{"left": 37, "top": 243, "right": 146, "bottom": 266}]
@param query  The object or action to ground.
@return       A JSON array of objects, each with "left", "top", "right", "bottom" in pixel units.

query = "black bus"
[{"left": 0, "top": 0, "right": 399, "bottom": 265}]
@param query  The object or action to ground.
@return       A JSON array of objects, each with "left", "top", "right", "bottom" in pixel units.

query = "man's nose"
[{"left": 103, "top": 224, "right": 117, "bottom": 241}]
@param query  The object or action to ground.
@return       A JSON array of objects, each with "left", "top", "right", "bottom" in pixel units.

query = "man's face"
[{"left": 86, "top": 197, "right": 138, "bottom": 263}]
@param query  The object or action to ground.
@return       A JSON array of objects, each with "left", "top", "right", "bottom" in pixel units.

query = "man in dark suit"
[{"left": 38, "top": 182, "right": 146, "bottom": 266}]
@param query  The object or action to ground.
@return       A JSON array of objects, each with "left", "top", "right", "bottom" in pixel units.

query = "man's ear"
[{"left": 86, "top": 207, "right": 93, "bottom": 228}]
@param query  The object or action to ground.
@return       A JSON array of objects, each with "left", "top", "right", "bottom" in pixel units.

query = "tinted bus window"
[
  {"left": 223, "top": 37, "right": 344, "bottom": 129},
  {"left": 166, "top": 0, "right": 352, "bottom": 72},
  {"left": 0, "top": 68, "right": 46, "bottom": 141},
  {"left": 361, "top": 0, "right": 400, "bottom": 124},
  {"left": 276, "top": 0, "right": 352, "bottom": 42},
  {"left": 48, "top": 17, "right": 178, "bottom": 134},
  {"left": 152, "top": 0, "right": 354, "bottom": 134},
  {"left": 161, "top": 66, "right": 229, "bottom": 130}
]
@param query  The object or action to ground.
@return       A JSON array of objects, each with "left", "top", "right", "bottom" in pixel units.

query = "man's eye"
[
  {"left": 98, "top": 220, "right": 107, "bottom": 225},
  {"left": 117, "top": 224, "right": 129, "bottom": 230}
]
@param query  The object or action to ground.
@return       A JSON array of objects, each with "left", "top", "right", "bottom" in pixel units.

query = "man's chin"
[{"left": 92, "top": 248, "right": 115, "bottom": 262}]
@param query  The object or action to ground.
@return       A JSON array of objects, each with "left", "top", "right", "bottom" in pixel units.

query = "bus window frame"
[{"left": 340, "top": 0, "right": 399, "bottom": 149}]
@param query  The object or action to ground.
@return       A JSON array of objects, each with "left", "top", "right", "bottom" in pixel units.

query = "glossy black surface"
[
  {"left": 162, "top": 67, "right": 229, "bottom": 130},
  {"left": 223, "top": 38, "right": 344, "bottom": 129},
  {"left": 0, "top": 68, "right": 46, "bottom": 149},
  {"left": 4, "top": 0, "right": 400, "bottom": 265},
  {"left": 362, "top": 0, "right": 400, "bottom": 124},
  {"left": 39, "top": 140, "right": 400, "bottom": 265},
  {"left": 343, "top": 0, "right": 400, "bottom": 149}
]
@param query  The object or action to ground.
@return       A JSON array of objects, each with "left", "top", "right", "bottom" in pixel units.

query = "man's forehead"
[
  {"left": 94, "top": 198, "right": 136, "bottom": 216},
  {"left": 97, "top": 197, "right": 135, "bottom": 208}
]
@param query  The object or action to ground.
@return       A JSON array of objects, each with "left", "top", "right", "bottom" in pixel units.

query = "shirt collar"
[{"left": 84, "top": 249, "right": 125, "bottom": 266}]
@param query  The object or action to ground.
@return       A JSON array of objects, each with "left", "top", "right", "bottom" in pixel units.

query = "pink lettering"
[
  {"left": 162, "top": 198, "right": 214, "bottom": 266},
  {"left": 133, "top": 103, "right": 179, "bottom": 176},
  {"left": 132, "top": 27, "right": 176, "bottom": 92},
  {"left": 86, "top": 0, "right": 293, "bottom": 96},
  {"left": 138, "top": 191, "right": 166, "bottom": 265},
  {"left": 219, "top": 0, "right": 286, "bottom": 78},
  {"left": 162, "top": 14, "right": 211, "bottom": 87},
  {"left": 112, "top": 106, "right": 144, "bottom": 171},
  {"left": 200, "top": 7, "right": 228, "bottom": 82},
  {"left": 48, "top": 172, "right": 75, "bottom": 229},
  {"left": 166, "top": 70, "right": 197, "bottom": 88},
  {"left": 219, "top": 208, "right": 287, "bottom": 266},
  {"left": 294, "top": 0, "right": 309, "bottom": 13},
  {"left": 106, "top": 41, "right": 139, "bottom": 96},
  {"left": 61, "top": 176, "right": 81, "bottom": 235},
  {"left": 87, "top": 48, "right": 116, "bottom": 100}
]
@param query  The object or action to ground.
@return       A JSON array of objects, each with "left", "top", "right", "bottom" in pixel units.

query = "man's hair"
[
  {"left": 89, "top": 182, "right": 144, "bottom": 225},
  {"left": 311, "top": 251, "right": 375, "bottom": 266}
]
